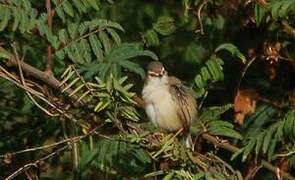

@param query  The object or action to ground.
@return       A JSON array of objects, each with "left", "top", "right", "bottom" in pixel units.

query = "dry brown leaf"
[
  {"left": 234, "top": 89, "right": 259, "bottom": 125},
  {"left": 266, "top": 64, "right": 277, "bottom": 80},
  {"left": 263, "top": 42, "right": 282, "bottom": 64}
]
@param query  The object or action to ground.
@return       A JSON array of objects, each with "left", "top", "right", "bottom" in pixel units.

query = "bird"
[{"left": 142, "top": 61, "right": 197, "bottom": 149}]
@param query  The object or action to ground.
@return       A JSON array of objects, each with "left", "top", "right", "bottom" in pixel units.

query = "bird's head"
[{"left": 145, "top": 61, "right": 168, "bottom": 86}]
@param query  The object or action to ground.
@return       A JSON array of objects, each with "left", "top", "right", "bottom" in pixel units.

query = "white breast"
[{"left": 142, "top": 83, "right": 183, "bottom": 132}]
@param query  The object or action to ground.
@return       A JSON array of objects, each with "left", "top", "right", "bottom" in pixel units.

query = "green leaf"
[
  {"left": 231, "top": 148, "right": 244, "bottom": 161},
  {"left": 133, "top": 148, "right": 151, "bottom": 163},
  {"left": 153, "top": 16, "right": 176, "bottom": 36},
  {"left": 184, "top": 42, "right": 204, "bottom": 64},
  {"left": 88, "top": 19, "right": 124, "bottom": 32},
  {"left": 68, "top": 44, "right": 81, "bottom": 63},
  {"left": 199, "top": 104, "right": 233, "bottom": 122},
  {"left": 283, "top": 110, "right": 295, "bottom": 137},
  {"left": 28, "top": 9, "right": 37, "bottom": 31},
  {"left": 36, "top": 13, "right": 47, "bottom": 36},
  {"left": 94, "top": 100, "right": 110, "bottom": 112},
  {"left": 106, "top": 43, "right": 158, "bottom": 63},
  {"left": 58, "top": 29, "right": 68, "bottom": 44},
  {"left": 206, "top": 59, "right": 220, "bottom": 81},
  {"left": 267, "top": 139, "right": 277, "bottom": 161},
  {"left": 255, "top": 132, "right": 265, "bottom": 156},
  {"left": 207, "top": 120, "right": 234, "bottom": 129},
  {"left": 117, "top": 60, "right": 145, "bottom": 79},
  {"left": 200, "top": 67, "right": 211, "bottom": 82},
  {"left": 215, "top": 43, "right": 246, "bottom": 64},
  {"left": 73, "top": 0, "right": 87, "bottom": 13},
  {"left": 107, "top": 28, "right": 121, "bottom": 45},
  {"left": 242, "top": 139, "right": 256, "bottom": 162},
  {"left": 80, "top": 39, "right": 91, "bottom": 63},
  {"left": 143, "top": 29, "right": 160, "bottom": 47},
  {"left": 62, "top": 0, "right": 74, "bottom": 17},
  {"left": 0, "top": 51, "right": 11, "bottom": 61},
  {"left": 89, "top": 34, "right": 104, "bottom": 61},
  {"left": 55, "top": 5, "right": 65, "bottom": 22},
  {"left": 0, "top": 7, "right": 11, "bottom": 31},
  {"left": 99, "top": 31, "right": 111, "bottom": 54},
  {"left": 78, "top": 22, "right": 88, "bottom": 36},
  {"left": 262, "top": 126, "right": 275, "bottom": 154},
  {"left": 80, "top": 142, "right": 100, "bottom": 171},
  {"left": 86, "top": 0, "right": 100, "bottom": 11},
  {"left": 195, "top": 74, "right": 205, "bottom": 88},
  {"left": 255, "top": 4, "right": 266, "bottom": 27},
  {"left": 67, "top": 22, "right": 78, "bottom": 39},
  {"left": 208, "top": 126, "right": 242, "bottom": 139},
  {"left": 271, "top": 0, "right": 295, "bottom": 19},
  {"left": 12, "top": 7, "right": 20, "bottom": 31}
]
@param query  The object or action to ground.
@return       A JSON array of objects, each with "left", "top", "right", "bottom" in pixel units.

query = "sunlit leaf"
[{"left": 215, "top": 43, "right": 246, "bottom": 64}]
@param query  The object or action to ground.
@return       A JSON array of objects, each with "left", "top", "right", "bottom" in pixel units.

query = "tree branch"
[
  {"left": 0, "top": 135, "right": 84, "bottom": 158},
  {"left": 201, "top": 133, "right": 295, "bottom": 180},
  {"left": 3, "top": 126, "right": 102, "bottom": 180},
  {"left": 131, "top": 94, "right": 295, "bottom": 179},
  {"left": 5, "top": 145, "right": 69, "bottom": 180},
  {"left": 5, "top": 58, "right": 85, "bottom": 106},
  {"left": 255, "top": 0, "right": 295, "bottom": 39}
]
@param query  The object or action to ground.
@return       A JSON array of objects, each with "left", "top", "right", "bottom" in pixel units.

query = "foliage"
[
  {"left": 0, "top": 0, "right": 294, "bottom": 179},
  {"left": 232, "top": 109, "right": 295, "bottom": 162}
]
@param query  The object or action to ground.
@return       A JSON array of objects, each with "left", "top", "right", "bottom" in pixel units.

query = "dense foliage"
[{"left": 0, "top": 0, "right": 294, "bottom": 179}]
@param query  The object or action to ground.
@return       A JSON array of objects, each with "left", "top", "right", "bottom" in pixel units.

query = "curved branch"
[{"left": 5, "top": 58, "right": 85, "bottom": 106}]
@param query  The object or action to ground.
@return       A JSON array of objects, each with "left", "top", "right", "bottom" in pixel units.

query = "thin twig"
[
  {"left": 0, "top": 66, "right": 62, "bottom": 113},
  {"left": 45, "top": 0, "right": 53, "bottom": 73},
  {"left": 195, "top": 0, "right": 208, "bottom": 35},
  {"left": 12, "top": 43, "right": 59, "bottom": 116},
  {"left": 4, "top": 125, "right": 103, "bottom": 180},
  {"left": 5, "top": 145, "right": 69, "bottom": 180},
  {"left": 278, "top": 55, "right": 295, "bottom": 63},
  {"left": 0, "top": 65, "right": 109, "bottom": 139},
  {"left": 275, "top": 149, "right": 295, "bottom": 158},
  {"left": 57, "top": 28, "right": 105, "bottom": 52},
  {"left": 0, "top": 136, "right": 83, "bottom": 158},
  {"left": 234, "top": 57, "right": 256, "bottom": 96},
  {"left": 72, "top": 65, "right": 95, "bottom": 96},
  {"left": 5, "top": 58, "right": 85, "bottom": 105},
  {"left": 198, "top": 90, "right": 208, "bottom": 110},
  {"left": 0, "top": 66, "right": 44, "bottom": 97}
]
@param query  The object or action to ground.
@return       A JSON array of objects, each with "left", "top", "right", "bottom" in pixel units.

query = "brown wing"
[{"left": 168, "top": 76, "right": 197, "bottom": 133}]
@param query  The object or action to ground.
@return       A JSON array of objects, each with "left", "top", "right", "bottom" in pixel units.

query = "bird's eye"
[{"left": 148, "top": 73, "right": 158, "bottom": 77}]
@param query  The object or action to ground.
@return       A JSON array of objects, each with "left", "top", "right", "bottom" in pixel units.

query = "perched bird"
[{"left": 142, "top": 61, "right": 197, "bottom": 148}]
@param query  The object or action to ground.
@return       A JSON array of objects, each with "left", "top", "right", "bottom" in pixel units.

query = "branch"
[
  {"left": 57, "top": 28, "right": 104, "bottom": 52},
  {"left": 5, "top": 57, "right": 85, "bottom": 106},
  {"left": 255, "top": 0, "right": 295, "bottom": 39},
  {"left": 3, "top": 126, "right": 102, "bottom": 180},
  {"left": 5, "top": 145, "right": 69, "bottom": 180},
  {"left": 201, "top": 133, "right": 295, "bottom": 180},
  {"left": 132, "top": 94, "right": 295, "bottom": 179},
  {"left": 195, "top": 0, "right": 208, "bottom": 35},
  {"left": 0, "top": 135, "right": 84, "bottom": 158}
]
